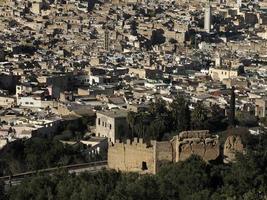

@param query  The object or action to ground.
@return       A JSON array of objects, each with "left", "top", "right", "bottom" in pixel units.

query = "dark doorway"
[{"left": 142, "top": 161, "right": 148, "bottom": 170}]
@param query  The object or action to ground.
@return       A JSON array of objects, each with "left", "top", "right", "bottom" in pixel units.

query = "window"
[
  {"left": 98, "top": 118, "right": 100, "bottom": 125},
  {"left": 110, "top": 124, "right": 112, "bottom": 129}
]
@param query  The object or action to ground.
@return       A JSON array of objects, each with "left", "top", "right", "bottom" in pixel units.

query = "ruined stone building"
[
  {"left": 108, "top": 130, "right": 220, "bottom": 174},
  {"left": 223, "top": 135, "right": 244, "bottom": 163}
]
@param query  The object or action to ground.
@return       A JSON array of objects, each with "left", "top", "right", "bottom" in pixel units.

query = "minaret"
[
  {"left": 237, "top": 0, "right": 242, "bottom": 8},
  {"left": 229, "top": 86, "right": 236, "bottom": 127},
  {"left": 104, "top": 28, "right": 109, "bottom": 51},
  {"left": 215, "top": 51, "right": 222, "bottom": 67},
  {"left": 204, "top": 0, "right": 211, "bottom": 33},
  {"left": 88, "top": 0, "right": 95, "bottom": 12}
]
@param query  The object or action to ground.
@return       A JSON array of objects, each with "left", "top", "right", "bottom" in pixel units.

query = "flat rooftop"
[{"left": 97, "top": 110, "right": 128, "bottom": 118}]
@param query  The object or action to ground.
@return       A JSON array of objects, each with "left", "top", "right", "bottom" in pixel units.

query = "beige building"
[
  {"left": 209, "top": 67, "right": 239, "bottom": 81},
  {"left": 96, "top": 110, "right": 129, "bottom": 143},
  {"left": 0, "top": 96, "right": 15, "bottom": 107},
  {"left": 255, "top": 98, "right": 267, "bottom": 118},
  {"left": 108, "top": 130, "right": 220, "bottom": 174},
  {"left": 31, "top": 2, "right": 42, "bottom": 15},
  {"left": 222, "top": 77, "right": 249, "bottom": 89}
]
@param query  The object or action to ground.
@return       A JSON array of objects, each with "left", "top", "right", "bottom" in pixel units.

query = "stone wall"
[
  {"left": 108, "top": 130, "right": 220, "bottom": 174},
  {"left": 171, "top": 130, "right": 220, "bottom": 162},
  {"left": 154, "top": 141, "right": 173, "bottom": 172},
  {"left": 108, "top": 138, "right": 156, "bottom": 174},
  {"left": 224, "top": 135, "right": 244, "bottom": 163}
]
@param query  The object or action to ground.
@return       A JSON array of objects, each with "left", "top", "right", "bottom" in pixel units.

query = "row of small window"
[
  {"left": 210, "top": 71, "right": 228, "bottom": 75},
  {"left": 98, "top": 118, "right": 112, "bottom": 129},
  {"left": 25, "top": 102, "right": 34, "bottom": 105},
  {"left": 81, "top": 79, "right": 90, "bottom": 83}
]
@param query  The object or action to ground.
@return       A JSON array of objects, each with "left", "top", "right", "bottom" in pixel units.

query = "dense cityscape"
[{"left": 0, "top": 0, "right": 267, "bottom": 199}]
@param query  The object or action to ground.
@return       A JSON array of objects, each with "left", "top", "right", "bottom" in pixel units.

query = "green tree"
[
  {"left": 150, "top": 29, "right": 166, "bottom": 46},
  {"left": 170, "top": 96, "right": 191, "bottom": 132},
  {"left": 236, "top": 110, "right": 258, "bottom": 127},
  {"left": 191, "top": 102, "right": 208, "bottom": 130},
  {"left": 112, "top": 175, "right": 161, "bottom": 200},
  {"left": 0, "top": 49, "right": 6, "bottom": 62},
  {"left": 221, "top": 150, "right": 267, "bottom": 199},
  {"left": 158, "top": 155, "right": 210, "bottom": 200},
  {"left": 149, "top": 98, "right": 168, "bottom": 117},
  {"left": 127, "top": 111, "right": 137, "bottom": 137}
]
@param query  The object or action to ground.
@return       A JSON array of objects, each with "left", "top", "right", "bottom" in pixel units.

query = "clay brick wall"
[
  {"left": 108, "top": 138, "right": 156, "bottom": 174},
  {"left": 173, "top": 130, "right": 220, "bottom": 162},
  {"left": 108, "top": 130, "right": 220, "bottom": 174},
  {"left": 154, "top": 141, "right": 173, "bottom": 173}
]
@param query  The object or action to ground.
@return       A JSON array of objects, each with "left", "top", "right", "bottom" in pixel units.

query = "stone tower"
[
  {"left": 104, "top": 28, "right": 109, "bottom": 51},
  {"left": 215, "top": 51, "right": 222, "bottom": 67},
  {"left": 204, "top": 0, "right": 212, "bottom": 33},
  {"left": 229, "top": 86, "right": 236, "bottom": 126}
]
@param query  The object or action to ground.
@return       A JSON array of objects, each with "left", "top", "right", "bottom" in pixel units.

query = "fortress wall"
[
  {"left": 108, "top": 138, "right": 155, "bottom": 173},
  {"left": 178, "top": 130, "right": 210, "bottom": 140},
  {"left": 108, "top": 131, "right": 221, "bottom": 174},
  {"left": 203, "top": 138, "right": 220, "bottom": 161},
  {"left": 177, "top": 136, "right": 220, "bottom": 162},
  {"left": 155, "top": 141, "right": 173, "bottom": 173}
]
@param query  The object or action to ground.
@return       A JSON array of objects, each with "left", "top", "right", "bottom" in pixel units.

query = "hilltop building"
[{"left": 96, "top": 110, "right": 129, "bottom": 143}]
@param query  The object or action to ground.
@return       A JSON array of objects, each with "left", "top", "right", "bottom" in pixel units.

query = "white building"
[{"left": 95, "top": 110, "right": 129, "bottom": 143}]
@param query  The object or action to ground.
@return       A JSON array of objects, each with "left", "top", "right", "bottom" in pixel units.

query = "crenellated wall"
[
  {"left": 108, "top": 130, "right": 220, "bottom": 174},
  {"left": 108, "top": 138, "right": 156, "bottom": 174}
]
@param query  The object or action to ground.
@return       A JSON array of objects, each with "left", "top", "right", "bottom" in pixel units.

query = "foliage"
[
  {"left": 170, "top": 96, "right": 191, "bottom": 133},
  {"left": 190, "top": 102, "right": 208, "bottom": 130},
  {"left": 207, "top": 104, "right": 227, "bottom": 132},
  {"left": 236, "top": 110, "right": 258, "bottom": 127},
  {"left": 127, "top": 98, "right": 170, "bottom": 141},
  {"left": 54, "top": 117, "right": 93, "bottom": 141},
  {"left": 12, "top": 45, "right": 36, "bottom": 55},
  {"left": 0, "top": 137, "right": 98, "bottom": 176},
  {"left": 7, "top": 135, "right": 267, "bottom": 200},
  {"left": 150, "top": 29, "right": 166, "bottom": 46},
  {"left": 0, "top": 49, "right": 6, "bottom": 62},
  {"left": 126, "top": 96, "right": 226, "bottom": 141}
]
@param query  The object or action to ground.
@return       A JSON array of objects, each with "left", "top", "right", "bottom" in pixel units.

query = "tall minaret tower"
[
  {"left": 204, "top": 0, "right": 212, "bottom": 33},
  {"left": 104, "top": 28, "right": 109, "bottom": 51},
  {"left": 237, "top": 0, "right": 242, "bottom": 8},
  {"left": 215, "top": 51, "right": 222, "bottom": 67}
]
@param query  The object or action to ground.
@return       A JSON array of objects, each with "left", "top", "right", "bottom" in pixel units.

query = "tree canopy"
[
  {"left": 126, "top": 96, "right": 227, "bottom": 141},
  {"left": 5, "top": 135, "right": 267, "bottom": 200},
  {"left": 0, "top": 137, "right": 101, "bottom": 176}
]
